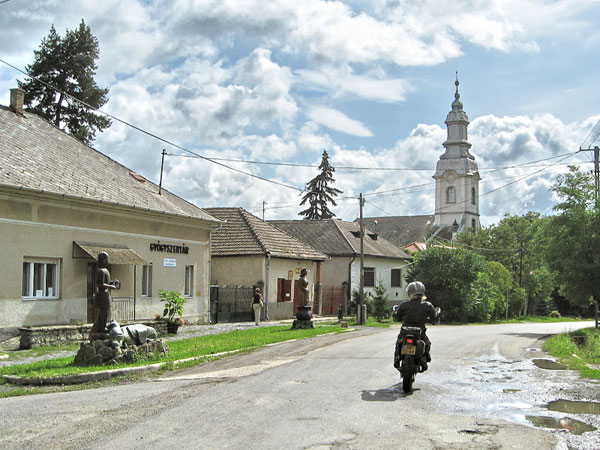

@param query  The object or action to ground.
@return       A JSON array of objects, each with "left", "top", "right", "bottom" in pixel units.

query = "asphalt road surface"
[{"left": 1, "top": 321, "right": 598, "bottom": 449}]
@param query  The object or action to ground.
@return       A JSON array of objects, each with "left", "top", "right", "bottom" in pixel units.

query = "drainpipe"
[
  {"left": 133, "top": 265, "right": 137, "bottom": 321},
  {"left": 209, "top": 221, "right": 225, "bottom": 323},
  {"left": 265, "top": 253, "right": 271, "bottom": 320},
  {"left": 347, "top": 255, "right": 356, "bottom": 313}
]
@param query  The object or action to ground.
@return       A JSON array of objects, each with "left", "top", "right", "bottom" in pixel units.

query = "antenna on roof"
[{"left": 159, "top": 149, "right": 166, "bottom": 195}]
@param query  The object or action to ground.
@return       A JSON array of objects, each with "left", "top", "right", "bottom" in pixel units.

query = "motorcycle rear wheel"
[{"left": 402, "top": 375, "right": 413, "bottom": 393}]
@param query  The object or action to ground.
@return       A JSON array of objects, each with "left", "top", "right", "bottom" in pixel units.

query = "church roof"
[{"left": 357, "top": 215, "right": 454, "bottom": 249}]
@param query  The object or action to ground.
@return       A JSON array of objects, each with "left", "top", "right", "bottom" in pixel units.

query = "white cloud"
[{"left": 307, "top": 106, "right": 373, "bottom": 137}]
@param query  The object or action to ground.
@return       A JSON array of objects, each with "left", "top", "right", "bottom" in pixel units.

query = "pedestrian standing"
[{"left": 251, "top": 288, "right": 263, "bottom": 325}]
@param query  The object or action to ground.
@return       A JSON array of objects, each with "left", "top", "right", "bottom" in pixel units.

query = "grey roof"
[
  {"left": 204, "top": 208, "right": 327, "bottom": 260},
  {"left": 270, "top": 219, "right": 411, "bottom": 260},
  {"left": 357, "top": 215, "right": 453, "bottom": 248},
  {"left": 0, "top": 105, "right": 219, "bottom": 223}
]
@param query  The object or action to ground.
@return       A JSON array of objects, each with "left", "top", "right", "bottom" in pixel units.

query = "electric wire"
[{"left": 0, "top": 58, "right": 303, "bottom": 193}]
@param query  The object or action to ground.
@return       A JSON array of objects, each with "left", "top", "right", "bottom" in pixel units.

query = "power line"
[{"left": 0, "top": 58, "right": 303, "bottom": 193}]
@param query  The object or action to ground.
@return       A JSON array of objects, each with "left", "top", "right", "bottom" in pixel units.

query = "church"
[{"left": 362, "top": 77, "right": 481, "bottom": 249}]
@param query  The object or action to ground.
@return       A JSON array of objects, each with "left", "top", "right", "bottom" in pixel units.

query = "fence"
[
  {"left": 321, "top": 286, "right": 345, "bottom": 315},
  {"left": 210, "top": 286, "right": 254, "bottom": 323},
  {"left": 112, "top": 296, "right": 135, "bottom": 322}
]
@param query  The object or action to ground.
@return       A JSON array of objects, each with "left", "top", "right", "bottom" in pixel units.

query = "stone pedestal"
[
  {"left": 73, "top": 339, "right": 168, "bottom": 366},
  {"left": 292, "top": 319, "right": 314, "bottom": 329},
  {"left": 292, "top": 305, "right": 313, "bottom": 329}
]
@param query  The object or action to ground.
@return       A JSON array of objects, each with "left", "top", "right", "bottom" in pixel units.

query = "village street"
[{"left": 0, "top": 321, "right": 598, "bottom": 450}]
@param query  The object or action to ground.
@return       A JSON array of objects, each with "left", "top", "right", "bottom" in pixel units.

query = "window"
[
  {"left": 471, "top": 187, "right": 476, "bottom": 205},
  {"left": 364, "top": 267, "right": 375, "bottom": 287},
  {"left": 142, "top": 265, "right": 152, "bottom": 297},
  {"left": 391, "top": 269, "right": 402, "bottom": 287},
  {"left": 446, "top": 186, "right": 456, "bottom": 203},
  {"left": 184, "top": 265, "right": 194, "bottom": 297},
  {"left": 22, "top": 259, "right": 60, "bottom": 299}
]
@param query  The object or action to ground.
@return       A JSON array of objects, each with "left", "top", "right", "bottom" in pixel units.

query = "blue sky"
[{"left": 1, "top": 0, "right": 599, "bottom": 226}]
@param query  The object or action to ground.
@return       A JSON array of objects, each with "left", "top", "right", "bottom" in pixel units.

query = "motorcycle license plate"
[{"left": 402, "top": 345, "right": 416, "bottom": 355}]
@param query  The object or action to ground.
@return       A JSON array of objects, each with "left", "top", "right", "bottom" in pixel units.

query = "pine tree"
[
  {"left": 18, "top": 20, "right": 111, "bottom": 145},
  {"left": 298, "top": 150, "right": 343, "bottom": 220}
]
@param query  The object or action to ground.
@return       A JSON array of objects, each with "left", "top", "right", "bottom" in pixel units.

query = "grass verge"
[
  {"left": 0, "top": 325, "right": 346, "bottom": 383},
  {"left": 348, "top": 317, "right": 393, "bottom": 328},
  {"left": 542, "top": 327, "right": 600, "bottom": 380}
]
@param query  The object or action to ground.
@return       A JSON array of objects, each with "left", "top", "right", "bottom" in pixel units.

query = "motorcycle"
[
  {"left": 395, "top": 325, "right": 427, "bottom": 393},
  {"left": 393, "top": 306, "right": 441, "bottom": 393}
]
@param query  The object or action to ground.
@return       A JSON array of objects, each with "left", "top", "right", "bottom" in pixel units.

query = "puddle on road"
[
  {"left": 526, "top": 416, "right": 597, "bottom": 435},
  {"left": 547, "top": 399, "right": 600, "bottom": 415},
  {"left": 503, "top": 388, "right": 521, "bottom": 394},
  {"left": 532, "top": 359, "right": 567, "bottom": 370}
]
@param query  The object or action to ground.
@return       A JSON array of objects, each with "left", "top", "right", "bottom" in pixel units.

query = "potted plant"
[{"left": 159, "top": 290, "right": 187, "bottom": 334}]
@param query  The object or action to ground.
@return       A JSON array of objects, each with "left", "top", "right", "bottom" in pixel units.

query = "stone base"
[
  {"left": 291, "top": 319, "right": 314, "bottom": 330},
  {"left": 73, "top": 339, "right": 168, "bottom": 366}
]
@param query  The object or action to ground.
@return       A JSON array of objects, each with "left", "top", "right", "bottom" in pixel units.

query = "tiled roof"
[
  {"left": 271, "top": 219, "right": 411, "bottom": 260},
  {"left": 0, "top": 105, "right": 219, "bottom": 223},
  {"left": 204, "top": 208, "right": 327, "bottom": 260}
]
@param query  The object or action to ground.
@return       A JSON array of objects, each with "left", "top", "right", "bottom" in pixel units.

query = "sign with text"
[{"left": 163, "top": 258, "right": 176, "bottom": 267}]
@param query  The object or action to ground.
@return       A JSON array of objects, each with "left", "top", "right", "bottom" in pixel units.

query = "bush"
[
  {"left": 372, "top": 282, "right": 391, "bottom": 321},
  {"left": 549, "top": 310, "right": 561, "bottom": 318},
  {"left": 349, "top": 289, "right": 373, "bottom": 315}
]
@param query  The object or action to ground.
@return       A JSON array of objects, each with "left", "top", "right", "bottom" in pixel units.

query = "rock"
[{"left": 73, "top": 339, "right": 169, "bottom": 366}]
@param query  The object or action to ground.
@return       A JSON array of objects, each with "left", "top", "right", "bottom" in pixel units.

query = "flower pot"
[
  {"left": 167, "top": 322, "right": 180, "bottom": 334},
  {"left": 296, "top": 305, "right": 312, "bottom": 321}
]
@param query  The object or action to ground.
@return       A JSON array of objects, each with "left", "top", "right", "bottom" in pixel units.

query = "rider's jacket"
[{"left": 394, "top": 298, "right": 437, "bottom": 330}]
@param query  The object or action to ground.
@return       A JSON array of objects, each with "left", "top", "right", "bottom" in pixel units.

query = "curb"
[{"left": 2, "top": 328, "right": 357, "bottom": 386}]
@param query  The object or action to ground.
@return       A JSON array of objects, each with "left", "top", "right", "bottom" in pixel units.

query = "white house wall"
[{"left": 350, "top": 257, "right": 409, "bottom": 305}]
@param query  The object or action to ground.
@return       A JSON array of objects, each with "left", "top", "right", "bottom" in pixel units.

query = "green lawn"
[
  {"left": 542, "top": 327, "right": 600, "bottom": 380},
  {"left": 0, "top": 325, "right": 347, "bottom": 382}
]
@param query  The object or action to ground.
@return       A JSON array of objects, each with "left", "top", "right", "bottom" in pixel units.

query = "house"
[
  {"left": 0, "top": 88, "right": 220, "bottom": 328},
  {"left": 361, "top": 78, "right": 481, "bottom": 249},
  {"left": 203, "top": 207, "right": 327, "bottom": 320},
  {"left": 270, "top": 219, "right": 412, "bottom": 311}
]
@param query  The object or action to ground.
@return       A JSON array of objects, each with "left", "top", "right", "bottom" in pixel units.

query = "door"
[
  {"left": 277, "top": 278, "right": 292, "bottom": 303},
  {"left": 86, "top": 262, "right": 97, "bottom": 323}
]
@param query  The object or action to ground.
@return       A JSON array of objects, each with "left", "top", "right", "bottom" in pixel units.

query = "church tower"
[{"left": 433, "top": 75, "right": 480, "bottom": 231}]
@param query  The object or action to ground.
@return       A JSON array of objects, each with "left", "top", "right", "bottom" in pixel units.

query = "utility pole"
[
  {"left": 158, "top": 149, "right": 166, "bottom": 195},
  {"left": 358, "top": 193, "right": 365, "bottom": 325},
  {"left": 580, "top": 146, "right": 599, "bottom": 328},
  {"left": 262, "top": 201, "right": 266, "bottom": 221}
]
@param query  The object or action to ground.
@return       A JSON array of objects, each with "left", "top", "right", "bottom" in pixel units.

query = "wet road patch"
[
  {"left": 547, "top": 399, "right": 600, "bottom": 415},
  {"left": 526, "top": 416, "right": 596, "bottom": 435},
  {"left": 532, "top": 359, "right": 567, "bottom": 370}
]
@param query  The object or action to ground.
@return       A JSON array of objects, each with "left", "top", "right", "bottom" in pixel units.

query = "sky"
[{"left": 1, "top": 0, "right": 599, "bottom": 227}]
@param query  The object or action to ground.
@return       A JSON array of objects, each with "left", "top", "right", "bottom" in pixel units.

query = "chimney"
[{"left": 10, "top": 88, "right": 25, "bottom": 115}]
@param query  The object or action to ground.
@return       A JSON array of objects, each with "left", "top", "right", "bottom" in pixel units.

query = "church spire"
[{"left": 433, "top": 75, "right": 481, "bottom": 230}]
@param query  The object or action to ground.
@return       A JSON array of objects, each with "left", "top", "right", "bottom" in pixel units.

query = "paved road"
[{"left": 0, "top": 321, "right": 598, "bottom": 449}]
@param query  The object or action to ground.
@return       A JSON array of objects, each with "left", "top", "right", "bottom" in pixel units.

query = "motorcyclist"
[{"left": 393, "top": 281, "right": 439, "bottom": 371}]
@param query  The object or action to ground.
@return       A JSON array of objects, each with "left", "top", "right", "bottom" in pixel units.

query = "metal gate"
[
  {"left": 210, "top": 285, "right": 254, "bottom": 323},
  {"left": 112, "top": 296, "right": 135, "bottom": 322}
]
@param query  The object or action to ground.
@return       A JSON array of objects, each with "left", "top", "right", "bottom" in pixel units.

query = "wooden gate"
[
  {"left": 210, "top": 285, "right": 254, "bottom": 323},
  {"left": 321, "top": 286, "right": 345, "bottom": 315}
]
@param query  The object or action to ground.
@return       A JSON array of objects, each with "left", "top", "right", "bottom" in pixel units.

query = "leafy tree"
[
  {"left": 539, "top": 166, "right": 600, "bottom": 315},
  {"left": 18, "top": 20, "right": 111, "bottom": 145},
  {"left": 466, "top": 261, "right": 513, "bottom": 322},
  {"left": 456, "top": 212, "right": 548, "bottom": 315},
  {"left": 406, "top": 246, "right": 486, "bottom": 322},
  {"left": 372, "top": 282, "right": 391, "bottom": 321},
  {"left": 299, "top": 150, "right": 343, "bottom": 220}
]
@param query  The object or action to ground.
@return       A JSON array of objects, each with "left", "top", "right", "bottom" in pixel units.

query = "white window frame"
[
  {"left": 184, "top": 265, "right": 194, "bottom": 297},
  {"left": 22, "top": 258, "right": 60, "bottom": 300},
  {"left": 141, "top": 264, "right": 153, "bottom": 297}
]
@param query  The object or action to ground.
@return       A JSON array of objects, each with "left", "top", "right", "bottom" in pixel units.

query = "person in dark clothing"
[{"left": 393, "top": 281, "right": 438, "bottom": 371}]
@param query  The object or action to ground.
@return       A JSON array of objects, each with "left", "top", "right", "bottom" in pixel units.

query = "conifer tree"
[
  {"left": 298, "top": 150, "right": 343, "bottom": 220},
  {"left": 18, "top": 20, "right": 111, "bottom": 145}
]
